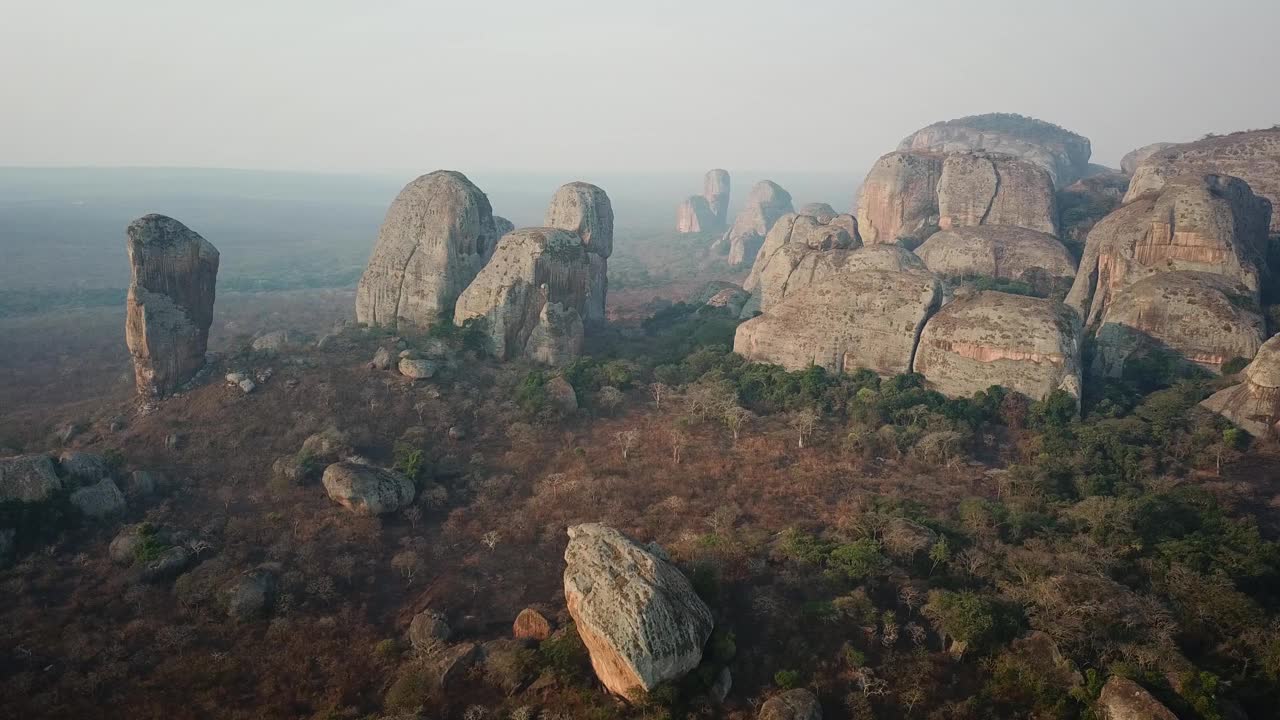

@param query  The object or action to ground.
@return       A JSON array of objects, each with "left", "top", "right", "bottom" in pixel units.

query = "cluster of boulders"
[
  {"left": 355, "top": 170, "right": 614, "bottom": 365},
  {"left": 0, "top": 450, "right": 133, "bottom": 521},
  {"left": 728, "top": 113, "right": 1280, "bottom": 420}
]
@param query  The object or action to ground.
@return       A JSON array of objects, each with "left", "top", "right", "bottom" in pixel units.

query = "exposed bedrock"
[
  {"left": 493, "top": 215, "right": 516, "bottom": 239},
  {"left": 1121, "top": 142, "right": 1175, "bottom": 176},
  {"left": 898, "top": 112, "right": 1092, "bottom": 187},
  {"left": 355, "top": 170, "right": 498, "bottom": 329},
  {"left": 915, "top": 225, "right": 1077, "bottom": 295},
  {"left": 717, "top": 180, "right": 794, "bottom": 266},
  {"left": 855, "top": 151, "right": 944, "bottom": 245},
  {"left": 749, "top": 242, "right": 918, "bottom": 315},
  {"left": 1201, "top": 334, "right": 1280, "bottom": 438},
  {"left": 936, "top": 152, "right": 1059, "bottom": 236},
  {"left": 676, "top": 195, "right": 717, "bottom": 233},
  {"left": 124, "top": 214, "right": 220, "bottom": 397},
  {"left": 744, "top": 209, "right": 862, "bottom": 293},
  {"left": 913, "top": 291, "right": 1083, "bottom": 402},
  {"left": 545, "top": 181, "right": 614, "bottom": 324}
]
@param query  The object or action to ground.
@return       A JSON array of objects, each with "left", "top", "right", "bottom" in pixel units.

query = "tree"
[
  {"left": 597, "top": 386, "right": 624, "bottom": 415},
  {"left": 615, "top": 429, "right": 641, "bottom": 460},
  {"left": 788, "top": 407, "right": 820, "bottom": 448},
  {"left": 648, "top": 382, "right": 669, "bottom": 410},
  {"left": 922, "top": 590, "right": 995, "bottom": 656},
  {"left": 722, "top": 405, "right": 753, "bottom": 444},
  {"left": 668, "top": 428, "right": 688, "bottom": 464}
]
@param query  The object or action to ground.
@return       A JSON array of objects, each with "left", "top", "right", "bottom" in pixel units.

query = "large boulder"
[
  {"left": 898, "top": 112, "right": 1092, "bottom": 187},
  {"left": 1096, "top": 677, "right": 1178, "bottom": 720},
  {"left": 1201, "top": 333, "right": 1280, "bottom": 438},
  {"left": 705, "top": 169, "right": 731, "bottom": 229},
  {"left": 70, "top": 479, "right": 127, "bottom": 518},
  {"left": 545, "top": 182, "right": 614, "bottom": 324},
  {"left": 913, "top": 291, "right": 1083, "bottom": 402},
  {"left": 1121, "top": 142, "right": 1176, "bottom": 176},
  {"left": 1092, "top": 271, "right": 1265, "bottom": 377},
  {"left": 717, "top": 180, "right": 794, "bottom": 266},
  {"left": 125, "top": 214, "right": 220, "bottom": 397},
  {"left": 453, "top": 228, "right": 590, "bottom": 363},
  {"left": 676, "top": 195, "right": 717, "bottom": 233},
  {"left": 355, "top": 171, "right": 498, "bottom": 329},
  {"left": 915, "top": 225, "right": 1077, "bottom": 294},
  {"left": 493, "top": 215, "right": 516, "bottom": 239},
  {"left": 222, "top": 565, "right": 278, "bottom": 620},
  {"left": 321, "top": 462, "right": 416, "bottom": 515},
  {"left": 735, "top": 267, "right": 942, "bottom": 376},
  {"left": 1125, "top": 128, "right": 1280, "bottom": 235},
  {"left": 57, "top": 451, "right": 111, "bottom": 486},
  {"left": 0, "top": 454, "right": 63, "bottom": 503},
  {"left": 1067, "top": 174, "right": 1271, "bottom": 327},
  {"left": 751, "top": 243, "right": 922, "bottom": 315},
  {"left": 758, "top": 689, "right": 822, "bottom": 720},
  {"left": 797, "top": 202, "right": 839, "bottom": 221},
  {"left": 744, "top": 210, "right": 862, "bottom": 294},
  {"left": 936, "top": 152, "right": 1059, "bottom": 236},
  {"left": 563, "top": 523, "right": 714, "bottom": 698},
  {"left": 855, "top": 151, "right": 944, "bottom": 245}
]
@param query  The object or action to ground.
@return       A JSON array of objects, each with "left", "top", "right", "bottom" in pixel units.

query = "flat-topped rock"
[
  {"left": 915, "top": 225, "right": 1077, "bottom": 294},
  {"left": 899, "top": 112, "right": 1092, "bottom": 187},
  {"left": 322, "top": 462, "right": 416, "bottom": 515},
  {"left": 1201, "top": 334, "right": 1280, "bottom": 438},
  {"left": 744, "top": 210, "right": 862, "bottom": 293}
]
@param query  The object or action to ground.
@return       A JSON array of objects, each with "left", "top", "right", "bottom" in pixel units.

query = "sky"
[{"left": 2, "top": 0, "right": 1278, "bottom": 175}]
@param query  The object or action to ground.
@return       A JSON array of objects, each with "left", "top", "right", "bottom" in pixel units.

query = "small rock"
[
  {"left": 370, "top": 346, "right": 393, "bottom": 371},
  {"left": 225, "top": 372, "right": 248, "bottom": 384},
  {"left": 238, "top": 379, "right": 257, "bottom": 394},
  {"left": 140, "top": 545, "right": 192, "bottom": 582},
  {"left": 512, "top": 607, "right": 553, "bottom": 641},
  {"left": 69, "top": 478, "right": 126, "bottom": 518},
  {"left": 447, "top": 426, "right": 467, "bottom": 441},
  {"left": 58, "top": 451, "right": 111, "bottom": 486},
  {"left": 398, "top": 358, "right": 437, "bottom": 380},
  {"left": 251, "top": 330, "right": 295, "bottom": 352},
  {"left": 408, "top": 609, "right": 452, "bottom": 651},
  {"left": 223, "top": 565, "right": 278, "bottom": 620},
  {"left": 759, "top": 689, "right": 822, "bottom": 720}
]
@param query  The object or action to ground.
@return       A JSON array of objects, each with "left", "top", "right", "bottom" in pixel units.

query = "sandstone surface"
[
  {"left": 125, "top": 214, "right": 220, "bottom": 397},
  {"left": 751, "top": 243, "right": 921, "bottom": 315},
  {"left": 1201, "top": 333, "right": 1280, "bottom": 437},
  {"left": 1121, "top": 142, "right": 1176, "bottom": 176},
  {"left": 719, "top": 180, "right": 794, "bottom": 266},
  {"left": 563, "top": 523, "right": 714, "bottom": 697},
  {"left": 355, "top": 171, "right": 498, "bottom": 329},
  {"left": 915, "top": 225, "right": 1077, "bottom": 293},
  {"left": 758, "top": 689, "right": 822, "bottom": 720},
  {"left": 899, "top": 112, "right": 1092, "bottom": 187},
  {"left": 936, "top": 152, "right": 1059, "bottom": 236},
  {"left": 744, "top": 210, "right": 862, "bottom": 293},
  {"left": 545, "top": 182, "right": 614, "bottom": 324},
  {"left": 676, "top": 195, "right": 717, "bottom": 233},
  {"left": 855, "top": 151, "right": 944, "bottom": 245},
  {"left": 1096, "top": 677, "right": 1178, "bottom": 720}
]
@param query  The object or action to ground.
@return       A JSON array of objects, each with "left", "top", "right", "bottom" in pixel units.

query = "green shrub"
[
  {"left": 773, "top": 669, "right": 802, "bottom": 689},
  {"left": 826, "top": 539, "right": 888, "bottom": 582}
]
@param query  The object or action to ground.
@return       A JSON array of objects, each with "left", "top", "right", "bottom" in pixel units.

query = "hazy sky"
[{"left": 3, "top": 0, "right": 1278, "bottom": 174}]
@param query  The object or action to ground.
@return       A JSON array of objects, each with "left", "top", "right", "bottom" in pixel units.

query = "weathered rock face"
[
  {"left": 797, "top": 202, "right": 838, "bottom": 221},
  {"left": 913, "top": 291, "right": 1082, "bottom": 402},
  {"left": 676, "top": 195, "right": 717, "bottom": 233},
  {"left": 125, "top": 214, "right": 220, "bottom": 397},
  {"left": 856, "top": 151, "right": 944, "bottom": 245},
  {"left": 705, "top": 169, "right": 731, "bottom": 228},
  {"left": 1125, "top": 129, "right": 1280, "bottom": 234},
  {"left": 936, "top": 152, "right": 1059, "bottom": 236},
  {"left": 744, "top": 211, "right": 863, "bottom": 294},
  {"left": 719, "top": 180, "right": 794, "bottom": 266},
  {"left": 1096, "top": 677, "right": 1178, "bottom": 720},
  {"left": 1092, "top": 271, "right": 1265, "bottom": 377},
  {"left": 563, "top": 523, "right": 714, "bottom": 698},
  {"left": 70, "top": 478, "right": 127, "bottom": 518},
  {"left": 0, "top": 454, "right": 63, "bottom": 503},
  {"left": 454, "top": 228, "right": 589, "bottom": 363},
  {"left": 915, "top": 225, "right": 1077, "bottom": 294},
  {"left": 1058, "top": 171, "right": 1131, "bottom": 247},
  {"left": 513, "top": 607, "right": 554, "bottom": 641},
  {"left": 1067, "top": 174, "right": 1271, "bottom": 327},
  {"left": 735, "top": 267, "right": 942, "bottom": 376},
  {"left": 321, "top": 462, "right": 416, "bottom": 515},
  {"left": 899, "top": 112, "right": 1092, "bottom": 187},
  {"left": 355, "top": 171, "right": 498, "bottom": 329},
  {"left": 1121, "top": 142, "right": 1176, "bottom": 176},
  {"left": 758, "top": 689, "right": 823, "bottom": 720},
  {"left": 751, "top": 243, "right": 920, "bottom": 315},
  {"left": 493, "top": 215, "right": 516, "bottom": 239},
  {"left": 545, "top": 182, "right": 614, "bottom": 324},
  {"left": 1201, "top": 333, "right": 1280, "bottom": 438}
]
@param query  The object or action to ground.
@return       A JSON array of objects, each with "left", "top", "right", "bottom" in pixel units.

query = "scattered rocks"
[
  {"left": 322, "top": 462, "right": 416, "bottom": 515},
  {"left": 0, "top": 454, "right": 64, "bottom": 503},
  {"left": 125, "top": 214, "right": 220, "bottom": 397},
  {"left": 237, "top": 379, "right": 257, "bottom": 394},
  {"left": 563, "top": 523, "right": 714, "bottom": 697},
  {"left": 758, "top": 688, "right": 823, "bottom": 720},
  {"left": 398, "top": 357, "right": 437, "bottom": 380},
  {"left": 513, "top": 607, "right": 554, "bottom": 641},
  {"left": 1201, "top": 333, "right": 1280, "bottom": 437},
  {"left": 1096, "top": 677, "right": 1177, "bottom": 720},
  {"left": 69, "top": 478, "right": 127, "bottom": 518},
  {"left": 409, "top": 609, "right": 453, "bottom": 651}
]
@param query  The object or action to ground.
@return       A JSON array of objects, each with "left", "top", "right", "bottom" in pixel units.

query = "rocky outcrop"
[
  {"left": 705, "top": 169, "right": 731, "bottom": 228},
  {"left": 563, "top": 523, "right": 714, "bottom": 698},
  {"left": 493, "top": 215, "right": 516, "bottom": 239},
  {"left": 513, "top": 607, "right": 554, "bottom": 641},
  {"left": 1125, "top": 129, "right": 1280, "bottom": 234},
  {"left": 1092, "top": 271, "right": 1265, "bottom": 377},
  {"left": 57, "top": 451, "right": 110, "bottom": 485},
  {"left": 125, "top": 214, "right": 220, "bottom": 397},
  {"left": 1067, "top": 174, "right": 1271, "bottom": 327},
  {"left": 718, "top": 181, "right": 794, "bottom": 266},
  {"left": 744, "top": 210, "right": 862, "bottom": 294},
  {"left": 797, "top": 202, "right": 838, "bottom": 221},
  {"left": 453, "top": 228, "right": 589, "bottom": 363},
  {"left": 913, "top": 291, "right": 1082, "bottom": 402},
  {"left": 676, "top": 195, "right": 717, "bottom": 233},
  {"left": 70, "top": 479, "right": 127, "bottom": 518},
  {"left": 321, "top": 462, "right": 416, "bottom": 515},
  {"left": 1058, "top": 171, "right": 1131, "bottom": 246},
  {"left": 915, "top": 225, "right": 1077, "bottom": 294},
  {"left": 409, "top": 609, "right": 452, "bottom": 651},
  {"left": 750, "top": 243, "right": 920, "bottom": 315},
  {"left": 1121, "top": 143, "right": 1176, "bottom": 176},
  {"left": 545, "top": 182, "right": 614, "bottom": 324},
  {"left": 936, "top": 152, "right": 1059, "bottom": 236},
  {"left": 1201, "top": 334, "right": 1280, "bottom": 438},
  {"left": 758, "top": 689, "right": 822, "bottom": 720},
  {"left": 899, "top": 112, "right": 1092, "bottom": 187},
  {"left": 735, "top": 266, "right": 942, "bottom": 376},
  {"left": 855, "top": 151, "right": 944, "bottom": 245},
  {"left": 1096, "top": 677, "right": 1178, "bottom": 720},
  {"left": 355, "top": 171, "right": 498, "bottom": 329},
  {"left": 0, "top": 454, "right": 63, "bottom": 503}
]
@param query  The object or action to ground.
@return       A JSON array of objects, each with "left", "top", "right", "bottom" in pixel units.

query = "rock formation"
[
  {"left": 0, "top": 454, "right": 63, "bottom": 504},
  {"left": 1092, "top": 271, "right": 1265, "bottom": 377},
  {"left": 915, "top": 225, "right": 1077, "bottom": 294},
  {"left": 796, "top": 202, "right": 838, "bottom": 221},
  {"left": 855, "top": 151, "right": 944, "bottom": 245},
  {"left": 1067, "top": 174, "right": 1271, "bottom": 327},
  {"left": 749, "top": 243, "right": 918, "bottom": 316},
  {"left": 453, "top": 228, "right": 589, "bottom": 363},
  {"left": 936, "top": 152, "right": 1059, "bottom": 236},
  {"left": 563, "top": 523, "right": 714, "bottom": 698},
  {"left": 124, "top": 214, "right": 220, "bottom": 397},
  {"left": 717, "top": 180, "right": 794, "bottom": 266},
  {"left": 735, "top": 266, "right": 942, "bottom": 376},
  {"left": 913, "top": 291, "right": 1082, "bottom": 402},
  {"left": 898, "top": 112, "right": 1092, "bottom": 187},
  {"left": 676, "top": 195, "right": 717, "bottom": 233},
  {"left": 1201, "top": 334, "right": 1280, "bottom": 438},
  {"left": 1125, "top": 128, "right": 1280, "bottom": 234},
  {"left": 355, "top": 171, "right": 498, "bottom": 329},
  {"left": 1096, "top": 677, "right": 1178, "bottom": 720},
  {"left": 321, "top": 462, "right": 416, "bottom": 515},
  {"left": 545, "top": 182, "right": 614, "bottom": 324},
  {"left": 758, "top": 689, "right": 822, "bottom": 720},
  {"left": 493, "top": 215, "right": 515, "bottom": 239},
  {"left": 705, "top": 169, "right": 731, "bottom": 228},
  {"left": 1121, "top": 142, "right": 1176, "bottom": 176},
  {"left": 1057, "top": 171, "right": 1131, "bottom": 246},
  {"left": 744, "top": 209, "right": 862, "bottom": 294}
]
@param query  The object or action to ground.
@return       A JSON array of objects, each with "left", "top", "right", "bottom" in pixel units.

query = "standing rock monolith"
[
  {"left": 545, "top": 182, "right": 614, "bottom": 324},
  {"left": 717, "top": 180, "right": 794, "bottom": 266},
  {"left": 355, "top": 171, "right": 498, "bottom": 329},
  {"left": 705, "top": 169, "right": 731, "bottom": 229},
  {"left": 125, "top": 214, "right": 219, "bottom": 398}
]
